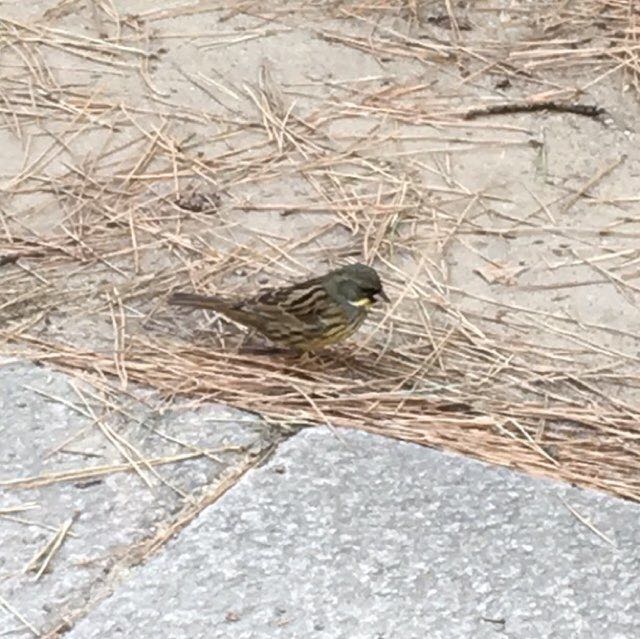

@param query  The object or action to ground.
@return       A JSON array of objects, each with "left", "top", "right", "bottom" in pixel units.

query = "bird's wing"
[
  {"left": 235, "top": 299, "right": 324, "bottom": 332},
  {"left": 248, "top": 278, "right": 332, "bottom": 325}
]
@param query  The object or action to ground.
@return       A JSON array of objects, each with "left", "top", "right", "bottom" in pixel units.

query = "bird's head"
[{"left": 327, "top": 263, "right": 389, "bottom": 309}]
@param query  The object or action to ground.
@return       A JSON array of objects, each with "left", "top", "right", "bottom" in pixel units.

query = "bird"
[{"left": 168, "top": 263, "right": 389, "bottom": 352}]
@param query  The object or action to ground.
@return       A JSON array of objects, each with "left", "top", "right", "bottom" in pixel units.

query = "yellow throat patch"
[{"left": 349, "top": 297, "right": 372, "bottom": 308}]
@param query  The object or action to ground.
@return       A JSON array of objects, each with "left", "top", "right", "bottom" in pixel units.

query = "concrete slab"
[
  {"left": 64, "top": 428, "right": 640, "bottom": 639},
  {"left": 0, "top": 361, "right": 276, "bottom": 636}
]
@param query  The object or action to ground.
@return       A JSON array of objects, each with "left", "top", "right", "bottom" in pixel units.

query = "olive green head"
[{"left": 324, "top": 263, "right": 389, "bottom": 309}]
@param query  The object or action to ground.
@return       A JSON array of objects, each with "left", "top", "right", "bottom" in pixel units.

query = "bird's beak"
[{"left": 379, "top": 288, "right": 390, "bottom": 303}]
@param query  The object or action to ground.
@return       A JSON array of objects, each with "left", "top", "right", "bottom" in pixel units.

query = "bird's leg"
[
  {"left": 236, "top": 346, "right": 314, "bottom": 363},
  {"left": 279, "top": 349, "right": 322, "bottom": 367},
  {"left": 294, "top": 351, "right": 313, "bottom": 365},
  {"left": 236, "top": 328, "right": 257, "bottom": 352},
  {"left": 237, "top": 344, "right": 291, "bottom": 357}
]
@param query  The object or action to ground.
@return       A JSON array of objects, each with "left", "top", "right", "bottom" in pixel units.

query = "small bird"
[{"left": 168, "top": 263, "right": 389, "bottom": 351}]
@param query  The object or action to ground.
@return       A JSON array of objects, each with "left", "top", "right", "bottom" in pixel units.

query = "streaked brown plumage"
[{"left": 168, "top": 263, "right": 388, "bottom": 351}]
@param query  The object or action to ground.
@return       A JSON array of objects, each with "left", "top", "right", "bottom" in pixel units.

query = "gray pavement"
[
  {"left": 61, "top": 428, "right": 639, "bottom": 639},
  {"left": 0, "top": 361, "right": 276, "bottom": 637}
]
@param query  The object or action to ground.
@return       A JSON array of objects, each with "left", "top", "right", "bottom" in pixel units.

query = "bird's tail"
[{"left": 168, "top": 292, "right": 229, "bottom": 312}]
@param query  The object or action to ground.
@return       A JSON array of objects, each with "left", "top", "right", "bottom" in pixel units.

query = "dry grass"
[{"left": 1, "top": 0, "right": 640, "bottom": 504}]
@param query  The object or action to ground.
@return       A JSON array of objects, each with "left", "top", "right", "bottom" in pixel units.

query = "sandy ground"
[{"left": 1, "top": 0, "right": 640, "bottom": 635}]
